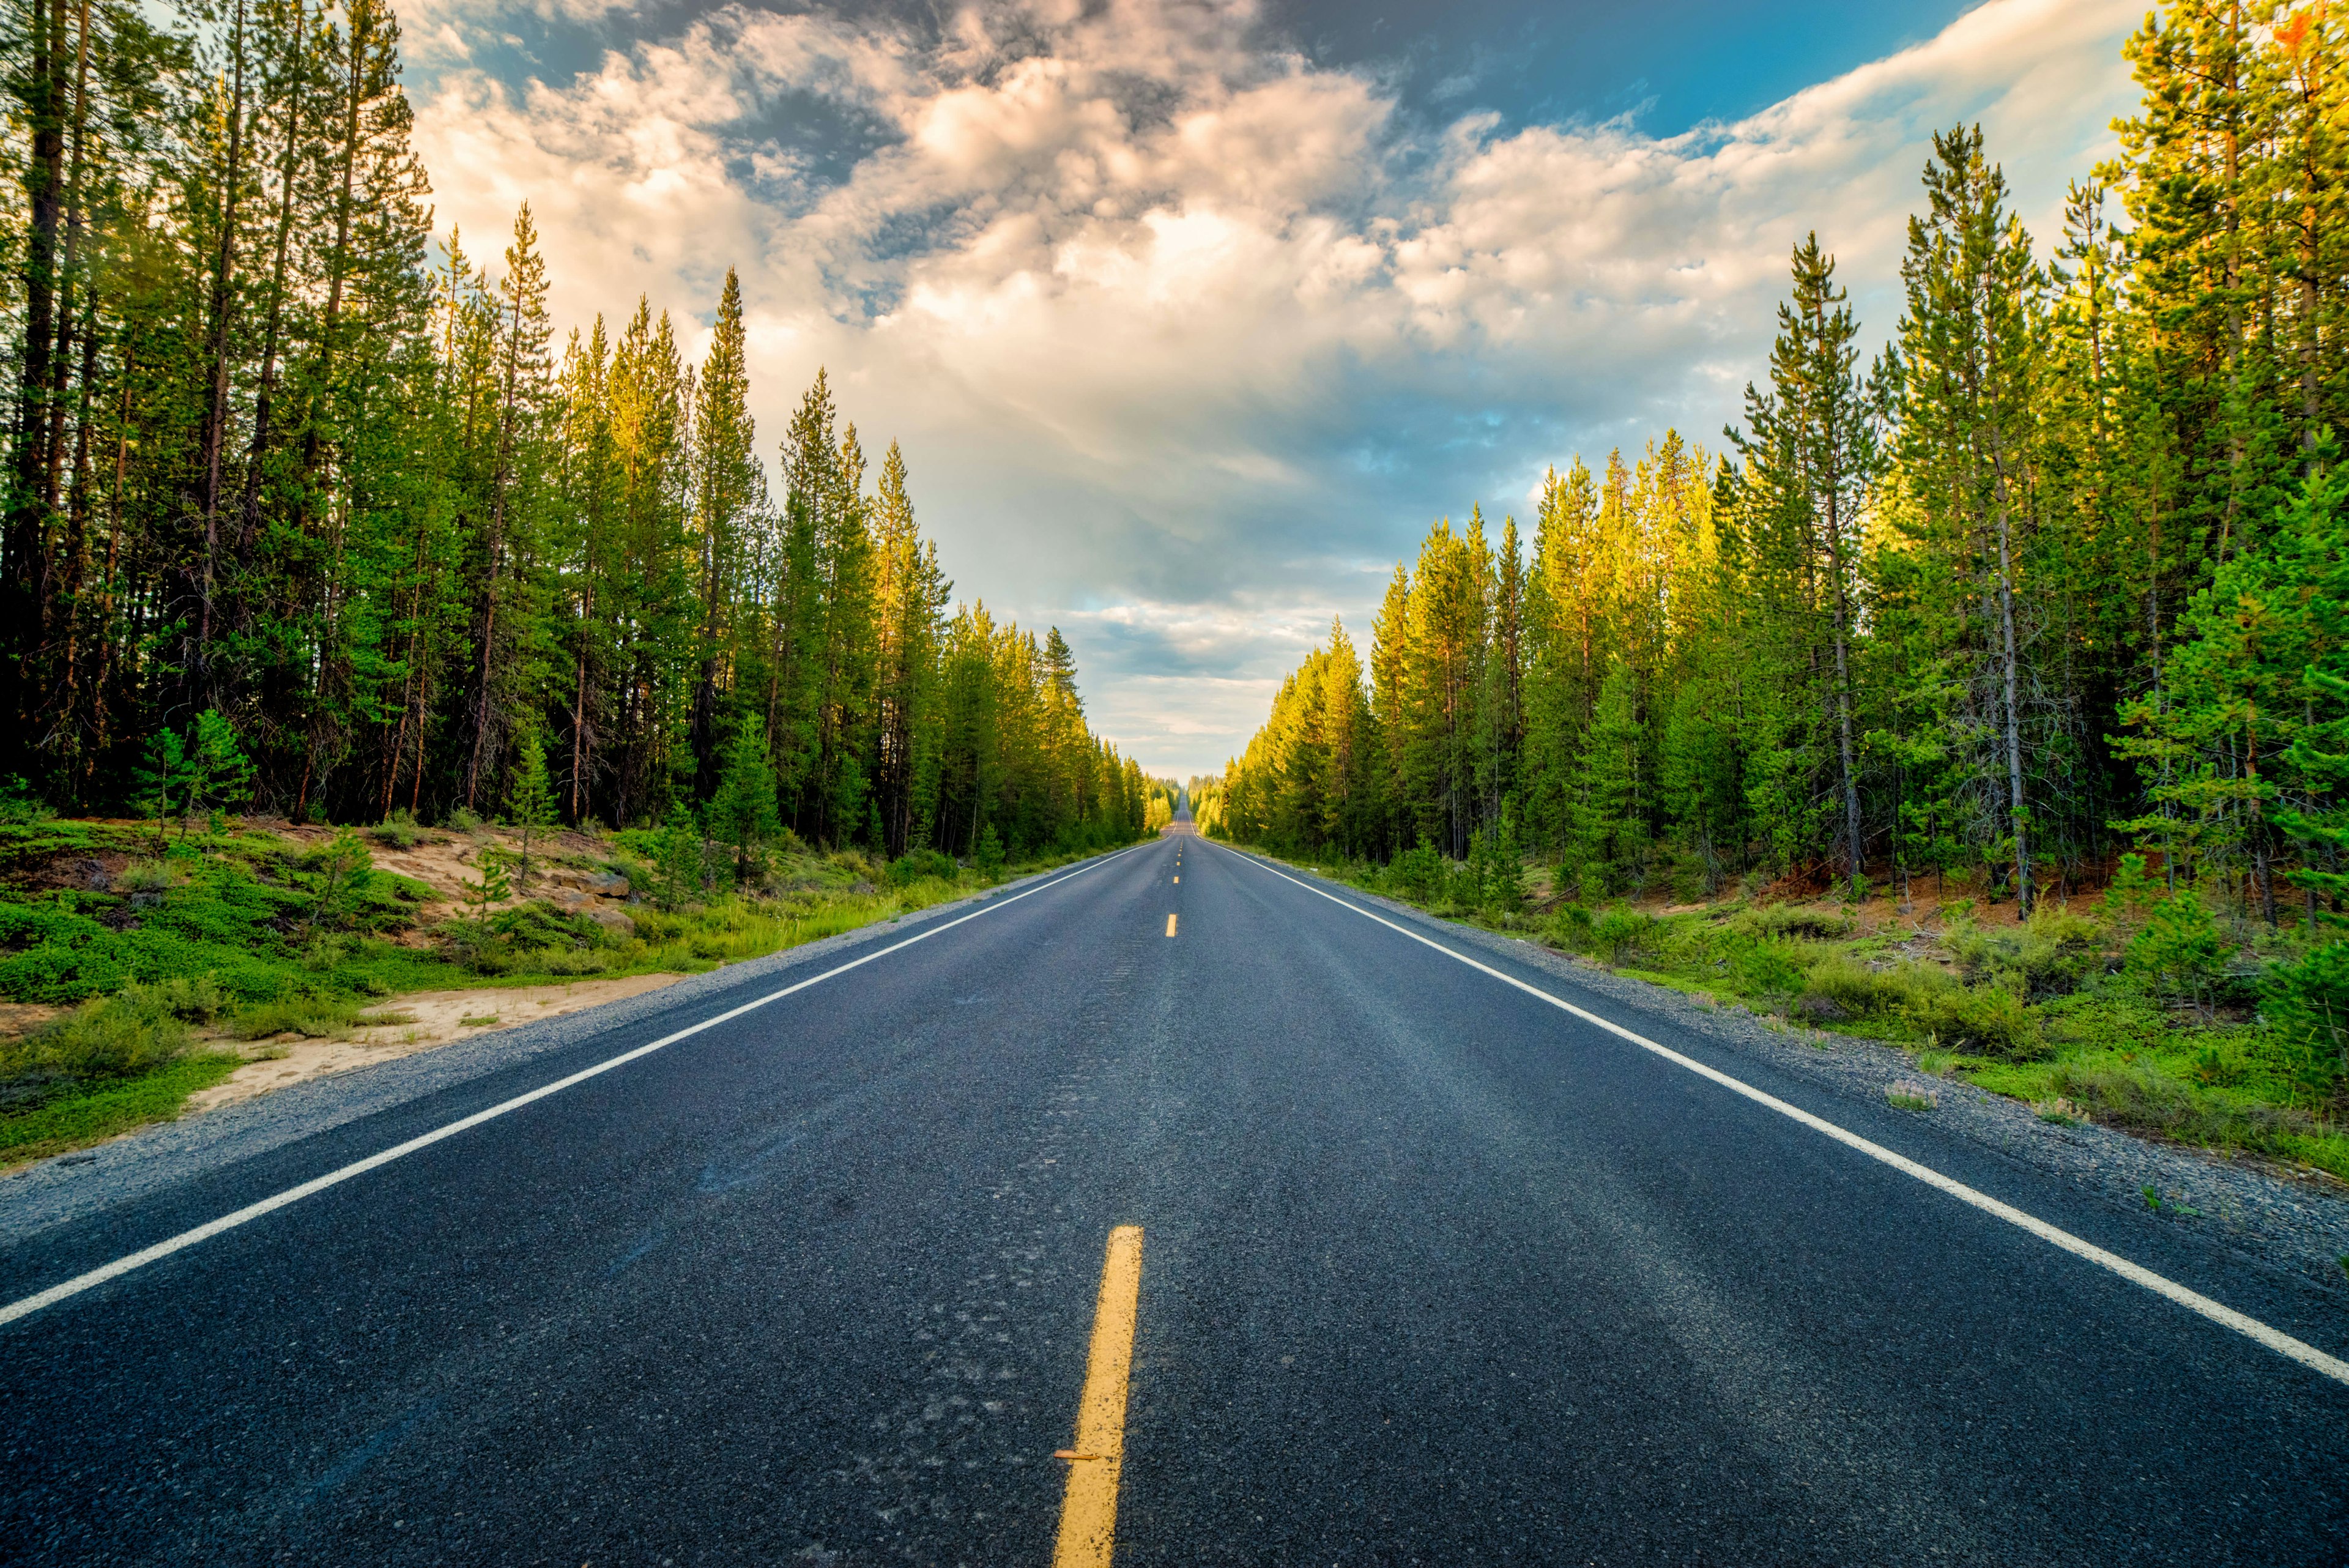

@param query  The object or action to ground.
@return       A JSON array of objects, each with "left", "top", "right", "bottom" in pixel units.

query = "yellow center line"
[
  {"left": 1053, "top": 1225, "right": 1145, "bottom": 1568},
  {"left": 1172, "top": 876, "right": 1178, "bottom": 883},
  {"left": 1164, "top": 913, "right": 1178, "bottom": 937}
]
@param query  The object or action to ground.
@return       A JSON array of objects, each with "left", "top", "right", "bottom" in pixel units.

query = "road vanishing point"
[{"left": 3, "top": 816, "right": 2346, "bottom": 1563}]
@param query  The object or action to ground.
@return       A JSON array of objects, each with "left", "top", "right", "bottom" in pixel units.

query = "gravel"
[{"left": 0, "top": 860, "right": 1098, "bottom": 1250}]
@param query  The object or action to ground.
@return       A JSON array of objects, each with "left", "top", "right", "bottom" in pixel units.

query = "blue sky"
[{"left": 401, "top": 0, "right": 2139, "bottom": 776}]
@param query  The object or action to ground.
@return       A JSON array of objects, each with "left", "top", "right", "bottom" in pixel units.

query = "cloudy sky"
[{"left": 401, "top": 0, "right": 2141, "bottom": 778}]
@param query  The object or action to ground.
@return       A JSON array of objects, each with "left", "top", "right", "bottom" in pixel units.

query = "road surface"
[{"left": 2, "top": 831, "right": 2345, "bottom": 1563}]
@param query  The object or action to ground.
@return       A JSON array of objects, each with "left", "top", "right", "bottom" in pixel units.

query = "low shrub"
[
  {"left": 116, "top": 858, "right": 181, "bottom": 898},
  {"left": 2260, "top": 938, "right": 2349, "bottom": 1107},
  {"left": 370, "top": 809, "right": 425, "bottom": 849},
  {"left": 1727, "top": 935, "right": 1808, "bottom": 998},
  {"left": 1388, "top": 841, "right": 1442, "bottom": 904},
  {"left": 488, "top": 899, "right": 610, "bottom": 953},
  {"left": 1904, "top": 981, "right": 2043, "bottom": 1058},
  {"left": 885, "top": 849, "right": 959, "bottom": 886},
  {"left": 1549, "top": 901, "right": 1594, "bottom": 951},
  {"left": 1791, "top": 954, "right": 2041, "bottom": 1054},
  {"left": 1797, "top": 954, "right": 1918, "bottom": 1019},
  {"left": 1948, "top": 904, "right": 2107, "bottom": 995},
  {"left": 1592, "top": 907, "right": 1657, "bottom": 964},
  {"left": 0, "top": 990, "right": 194, "bottom": 1106},
  {"left": 2050, "top": 1061, "right": 2316, "bottom": 1153},
  {"left": 828, "top": 849, "right": 880, "bottom": 880},
  {"left": 122, "top": 973, "right": 231, "bottom": 1024},
  {"left": 2123, "top": 891, "right": 2233, "bottom": 1011},
  {"left": 225, "top": 992, "right": 362, "bottom": 1040},
  {"left": 1731, "top": 904, "right": 1855, "bottom": 942},
  {"left": 527, "top": 946, "right": 618, "bottom": 976}
]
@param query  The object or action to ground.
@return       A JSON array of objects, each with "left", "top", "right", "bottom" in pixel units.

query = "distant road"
[{"left": 2, "top": 835, "right": 2345, "bottom": 1562}]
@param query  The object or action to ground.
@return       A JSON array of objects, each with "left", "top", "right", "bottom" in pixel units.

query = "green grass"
[{"left": 0, "top": 1049, "right": 243, "bottom": 1164}]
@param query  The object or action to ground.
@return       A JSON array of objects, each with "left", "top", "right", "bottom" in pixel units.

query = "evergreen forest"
[
  {"left": 1216, "top": 4, "right": 2349, "bottom": 1137},
  {"left": 0, "top": 0, "right": 1156, "bottom": 860},
  {"left": 1223, "top": 7, "right": 2345, "bottom": 928}
]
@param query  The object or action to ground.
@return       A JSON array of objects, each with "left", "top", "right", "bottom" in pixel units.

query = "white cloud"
[{"left": 410, "top": 0, "right": 2139, "bottom": 775}]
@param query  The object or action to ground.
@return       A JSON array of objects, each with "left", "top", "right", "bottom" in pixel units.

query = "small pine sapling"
[
  {"left": 461, "top": 845, "right": 514, "bottom": 929},
  {"left": 509, "top": 732, "right": 557, "bottom": 894},
  {"left": 306, "top": 827, "right": 377, "bottom": 934},
  {"left": 134, "top": 729, "right": 190, "bottom": 849},
  {"left": 2125, "top": 887, "right": 2234, "bottom": 1016},
  {"left": 656, "top": 800, "right": 705, "bottom": 911},
  {"left": 712, "top": 720, "right": 780, "bottom": 888},
  {"left": 182, "top": 710, "right": 256, "bottom": 840}
]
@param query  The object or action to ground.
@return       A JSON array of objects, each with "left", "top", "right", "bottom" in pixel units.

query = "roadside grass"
[
  {"left": 0, "top": 1049, "right": 246, "bottom": 1164},
  {"left": 0, "top": 817, "right": 1130, "bottom": 1167},
  {"left": 1238, "top": 840, "right": 2349, "bottom": 1183}
]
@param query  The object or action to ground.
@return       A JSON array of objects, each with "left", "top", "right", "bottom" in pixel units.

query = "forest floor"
[
  {"left": 1247, "top": 845, "right": 2349, "bottom": 1190},
  {"left": 0, "top": 814, "right": 1097, "bottom": 1169}
]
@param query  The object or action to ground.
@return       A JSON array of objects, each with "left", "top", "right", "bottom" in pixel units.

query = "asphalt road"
[{"left": 3, "top": 830, "right": 2347, "bottom": 1564}]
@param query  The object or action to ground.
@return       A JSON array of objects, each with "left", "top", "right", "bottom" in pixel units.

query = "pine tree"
[
  {"left": 711, "top": 717, "right": 779, "bottom": 888},
  {"left": 508, "top": 729, "right": 554, "bottom": 893}
]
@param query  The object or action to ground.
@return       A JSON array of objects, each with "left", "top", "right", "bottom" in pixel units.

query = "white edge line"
[
  {"left": 1212, "top": 841, "right": 2349, "bottom": 1389},
  {"left": 0, "top": 842, "right": 1153, "bottom": 1329}
]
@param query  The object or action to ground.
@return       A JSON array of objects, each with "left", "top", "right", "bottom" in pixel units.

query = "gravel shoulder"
[
  {"left": 1266, "top": 855, "right": 2349, "bottom": 1302},
  {"left": 0, "top": 858, "right": 1104, "bottom": 1251}
]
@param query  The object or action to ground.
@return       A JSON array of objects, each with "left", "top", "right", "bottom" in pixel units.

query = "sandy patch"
[
  {"left": 0, "top": 1002, "right": 64, "bottom": 1041},
  {"left": 185, "top": 972, "right": 689, "bottom": 1113}
]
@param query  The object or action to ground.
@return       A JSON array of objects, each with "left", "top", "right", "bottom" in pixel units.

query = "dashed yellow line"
[
  {"left": 1053, "top": 1225, "right": 1145, "bottom": 1568},
  {"left": 1164, "top": 913, "right": 1178, "bottom": 937}
]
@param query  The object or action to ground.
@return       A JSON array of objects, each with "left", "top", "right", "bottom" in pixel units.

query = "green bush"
[
  {"left": 225, "top": 993, "right": 363, "bottom": 1041},
  {"left": 2262, "top": 938, "right": 2349, "bottom": 1107},
  {"left": 1946, "top": 904, "right": 2107, "bottom": 995},
  {"left": 1792, "top": 953, "right": 2040, "bottom": 1054},
  {"left": 1384, "top": 841, "right": 1441, "bottom": 904},
  {"left": 886, "top": 849, "right": 959, "bottom": 886},
  {"left": 1905, "top": 982, "right": 2044, "bottom": 1057},
  {"left": 1592, "top": 908, "right": 1657, "bottom": 964},
  {"left": 116, "top": 858, "right": 180, "bottom": 897},
  {"left": 123, "top": 974, "right": 231, "bottom": 1024},
  {"left": 2050, "top": 1061, "right": 2315, "bottom": 1152},
  {"left": 1730, "top": 904, "right": 1855, "bottom": 942},
  {"left": 1727, "top": 935, "right": 1808, "bottom": 998},
  {"left": 529, "top": 946, "right": 618, "bottom": 976},
  {"left": 2124, "top": 889, "right": 2233, "bottom": 1010},
  {"left": 1550, "top": 901, "right": 1594, "bottom": 951},
  {"left": 1, "top": 991, "right": 194, "bottom": 1104},
  {"left": 1795, "top": 953, "right": 1922, "bottom": 1018},
  {"left": 370, "top": 809, "right": 425, "bottom": 850}
]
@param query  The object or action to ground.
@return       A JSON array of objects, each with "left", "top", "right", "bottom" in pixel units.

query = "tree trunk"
[
  {"left": 240, "top": 1, "right": 307, "bottom": 542},
  {"left": 1991, "top": 479, "right": 2031, "bottom": 918},
  {"left": 6, "top": 0, "right": 66, "bottom": 760},
  {"left": 299, "top": 0, "right": 368, "bottom": 508},
  {"left": 195, "top": 0, "right": 253, "bottom": 704}
]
